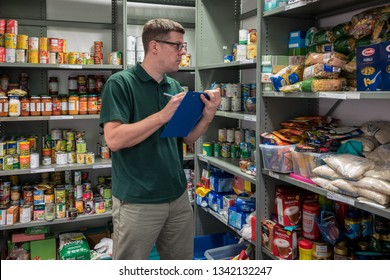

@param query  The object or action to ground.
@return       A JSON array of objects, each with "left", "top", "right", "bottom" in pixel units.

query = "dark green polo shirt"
[{"left": 100, "top": 63, "right": 187, "bottom": 203}]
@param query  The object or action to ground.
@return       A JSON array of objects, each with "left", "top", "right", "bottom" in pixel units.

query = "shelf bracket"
[{"left": 325, "top": 99, "right": 343, "bottom": 117}]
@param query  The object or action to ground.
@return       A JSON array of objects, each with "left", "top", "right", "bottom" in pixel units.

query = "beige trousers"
[{"left": 112, "top": 191, "right": 194, "bottom": 260}]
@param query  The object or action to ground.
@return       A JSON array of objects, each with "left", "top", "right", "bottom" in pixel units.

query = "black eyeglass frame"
[{"left": 155, "top": 40, "right": 187, "bottom": 51}]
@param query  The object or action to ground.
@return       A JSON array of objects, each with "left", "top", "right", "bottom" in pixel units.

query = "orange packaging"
[
  {"left": 79, "top": 95, "right": 88, "bottom": 115},
  {"left": 57, "top": 52, "right": 64, "bottom": 64},
  {"left": 39, "top": 37, "right": 48, "bottom": 51},
  {"left": 48, "top": 38, "right": 59, "bottom": 52},
  {"left": 94, "top": 52, "right": 103, "bottom": 64},
  {"left": 42, "top": 148, "right": 51, "bottom": 157},
  {"left": 17, "top": 34, "right": 28, "bottom": 49},
  {"left": 58, "top": 38, "right": 66, "bottom": 53},
  {"left": 39, "top": 50, "right": 49, "bottom": 64},
  {"left": 6, "top": 205, "right": 19, "bottom": 225},
  {"left": 94, "top": 41, "right": 103, "bottom": 53}
]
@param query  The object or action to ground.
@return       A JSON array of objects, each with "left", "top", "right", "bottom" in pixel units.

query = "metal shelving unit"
[
  {"left": 0, "top": 0, "right": 126, "bottom": 235},
  {"left": 0, "top": 211, "right": 112, "bottom": 231}
]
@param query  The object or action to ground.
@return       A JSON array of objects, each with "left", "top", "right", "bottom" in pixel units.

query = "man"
[{"left": 100, "top": 18, "right": 221, "bottom": 260}]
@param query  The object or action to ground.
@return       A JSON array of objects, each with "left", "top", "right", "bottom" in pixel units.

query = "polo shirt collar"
[{"left": 134, "top": 62, "right": 169, "bottom": 86}]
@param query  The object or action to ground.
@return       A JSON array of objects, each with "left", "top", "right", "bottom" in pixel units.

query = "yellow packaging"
[
  {"left": 17, "top": 34, "right": 28, "bottom": 49},
  {"left": 28, "top": 50, "right": 39, "bottom": 63}
]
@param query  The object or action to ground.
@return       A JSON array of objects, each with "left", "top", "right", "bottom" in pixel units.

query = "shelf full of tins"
[
  {"left": 257, "top": 0, "right": 390, "bottom": 259},
  {"left": 193, "top": 0, "right": 259, "bottom": 248},
  {"left": 0, "top": 0, "right": 127, "bottom": 233}
]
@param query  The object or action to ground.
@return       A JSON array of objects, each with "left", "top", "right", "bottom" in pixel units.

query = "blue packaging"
[
  {"left": 380, "top": 41, "right": 390, "bottom": 90},
  {"left": 235, "top": 196, "right": 256, "bottom": 212},
  {"left": 228, "top": 206, "right": 248, "bottom": 230},
  {"left": 356, "top": 43, "right": 382, "bottom": 91}
]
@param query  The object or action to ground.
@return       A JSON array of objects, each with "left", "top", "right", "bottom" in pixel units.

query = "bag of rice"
[
  {"left": 354, "top": 177, "right": 390, "bottom": 195},
  {"left": 356, "top": 188, "right": 390, "bottom": 205},
  {"left": 322, "top": 154, "right": 375, "bottom": 179},
  {"left": 58, "top": 232, "right": 91, "bottom": 260},
  {"left": 364, "top": 164, "right": 390, "bottom": 181}
]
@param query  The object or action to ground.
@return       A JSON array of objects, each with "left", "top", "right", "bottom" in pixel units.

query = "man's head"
[{"left": 142, "top": 18, "right": 185, "bottom": 53}]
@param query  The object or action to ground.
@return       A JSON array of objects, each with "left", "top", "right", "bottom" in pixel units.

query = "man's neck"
[{"left": 140, "top": 57, "right": 164, "bottom": 83}]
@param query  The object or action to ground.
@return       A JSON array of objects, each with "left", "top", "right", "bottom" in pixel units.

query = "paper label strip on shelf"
[
  {"left": 267, "top": 170, "right": 280, "bottom": 179},
  {"left": 327, "top": 191, "right": 356, "bottom": 206},
  {"left": 59, "top": 64, "right": 82, "bottom": 69},
  {"left": 92, "top": 164, "right": 112, "bottom": 169},
  {"left": 31, "top": 168, "right": 55, "bottom": 173},
  {"left": 243, "top": 115, "right": 256, "bottom": 122},
  {"left": 50, "top": 116, "right": 74, "bottom": 120}
]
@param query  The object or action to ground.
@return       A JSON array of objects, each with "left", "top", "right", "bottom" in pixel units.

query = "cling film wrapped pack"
[{"left": 270, "top": 65, "right": 303, "bottom": 91}]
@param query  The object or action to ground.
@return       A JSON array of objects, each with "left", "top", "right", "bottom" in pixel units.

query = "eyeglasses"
[{"left": 155, "top": 40, "right": 187, "bottom": 51}]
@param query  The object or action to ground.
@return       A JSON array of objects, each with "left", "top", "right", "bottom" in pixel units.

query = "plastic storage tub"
[
  {"left": 193, "top": 232, "right": 238, "bottom": 260},
  {"left": 204, "top": 242, "right": 249, "bottom": 260},
  {"left": 291, "top": 150, "right": 328, "bottom": 178},
  {"left": 259, "top": 144, "right": 295, "bottom": 173}
]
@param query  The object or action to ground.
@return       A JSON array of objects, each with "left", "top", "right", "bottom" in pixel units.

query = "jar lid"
[
  {"left": 88, "top": 94, "right": 97, "bottom": 97},
  {"left": 8, "top": 95, "right": 19, "bottom": 99},
  {"left": 334, "top": 245, "right": 348, "bottom": 255},
  {"left": 0, "top": 96, "right": 8, "bottom": 99},
  {"left": 299, "top": 239, "right": 313, "bottom": 249}
]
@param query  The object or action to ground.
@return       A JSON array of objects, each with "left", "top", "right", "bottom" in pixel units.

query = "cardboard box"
[
  {"left": 261, "top": 219, "right": 276, "bottom": 249},
  {"left": 6, "top": 205, "right": 19, "bottom": 225},
  {"left": 273, "top": 224, "right": 298, "bottom": 260},
  {"left": 30, "top": 237, "right": 57, "bottom": 260},
  {"left": 356, "top": 43, "right": 382, "bottom": 91},
  {"left": 380, "top": 41, "right": 390, "bottom": 90},
  {"left": 275, "top": 186, "right": 301, "bottom": 226},
  {"left": 12, "top": 233, "right": 45, "bottom": 243}
]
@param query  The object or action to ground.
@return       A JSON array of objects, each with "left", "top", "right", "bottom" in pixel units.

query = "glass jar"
[
  {"left": 59, "top": 94, "right": 68, "bottom": 115},
  {"left": 20, "top": 96, "right": 30, "bottom": 116},
  {"left": 8, "top": 95, "right": 21, "bottom": 117},
  {"left": 87, "top": 94, "right": 98, "bottom": 114},
  {"left": 79, "top": 94, "right": 88, "bottom": 115},
  {"left": 77, "top": 75, "right": 87, "bottom": 94},
  {"left": 29, "top": 96, "right": 41, "bottom": 116},
  {"left": 0, "top": 74, "right": 9, "bottom": 92},
  {"left": 68, "top": 76, "right": 77, "bottom": 94},
  {"left": 345, "top": 209, "right": 361, "bottom": 241},
  {"left": 41, "top": 95, "right": 52, "bottom": 116},
  {"left": 87, "top": 75, "right": 96, "bottom": 94},
  {"left": 68, "top": 94, "right": 79, "bottom": 115},
  {"left": 48, "top": 76, "right": 59, "bottom": 95},
  {"left": 95, "top": 75, "right": 104, "bottom": 94},
  {"left": 52, "top": 95, "right": 61, "bottom": 115},
  {"left": 0, "top": 96, "right": 9, "bottom": 116},
  {"left": 97, "top": 94, "right": 102, "bottom": 114},
  {"left": 19, "top": 73, "right": 29, "bottom": 93},
  {"left": 334, "top": 244, "right": 349, "bottom": 260}
]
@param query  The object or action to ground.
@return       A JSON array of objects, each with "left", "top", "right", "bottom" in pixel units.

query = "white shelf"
[
  {"left": 200, "top": 206, "right": 255, "bottom": 246},
  {"left": 263, "top": 91, "right": 390, "bottom": 100},
  {"left": 0, "top": 211, "right": 112, "bottom": 231},
  {"left": 0, "top": 62, "right": 122, "bottom": 70},
  {"left": 0, "top": 114, "right": 100, "bottom": 122},
  {"left": 215, "top": 111, "right": 256, "bottom": 121},
  {"left": 263, "top": 169, "right": 390, "bottom": 220},
  {"left": 0, "top": 158, "right": 112, "bottom": 176},
  {"left": 198, "top": 154, "right": 256, "bottom": 184}
]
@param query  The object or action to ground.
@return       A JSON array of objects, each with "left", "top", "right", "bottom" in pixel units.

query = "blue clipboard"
[{"left": 161, "top": 91, "right": 209, "bottom": 138}]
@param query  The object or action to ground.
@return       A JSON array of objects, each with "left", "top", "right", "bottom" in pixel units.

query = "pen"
[
  {"left": 163, "top": 92, "right": 173, "bottom": 98},
  {"left": 210, "top": 81, "right": 216, "bottom": 90}
]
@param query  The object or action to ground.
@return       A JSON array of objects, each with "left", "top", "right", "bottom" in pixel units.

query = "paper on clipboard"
[{"left": 161, "top": 91, "right": 208, "bottom": 138}]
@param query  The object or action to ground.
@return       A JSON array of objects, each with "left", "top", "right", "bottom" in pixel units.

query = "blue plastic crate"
[
  {"left": 204, "top": 242, "right": 249, "bottom": 260},
  {"left": 193, "top": 232, "right": 238, "bottom": 260}
]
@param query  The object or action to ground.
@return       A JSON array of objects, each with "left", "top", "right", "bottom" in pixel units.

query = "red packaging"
[
  {"left": 94, "top": 41, "right": 103, "bottom": 53},
  {"left": 6, "top": 19, "right": 18, "bottom": 34},
  {"left": 94, "top": 52, "right": 103, "bottom": 64},
  {"left": 302, "top": 202, "right": 320, "bottom": 240},
  {"left": 0, "top": 47, "right": 5, "bottom": 63},
  {"left": 334, "top": 201, "right": 349, "bottom": 230},
  {"left": 275, "top": 187, "right": 301, "bottom": 226},
  {"left": 48, "top": 38, "right": 59, "bottom": 53},
  {"left": 273, "top": 224, "right": 298, "bottom": 260},
  {"left": 0, "top": 19, "right": 6, "bottom": 34}
]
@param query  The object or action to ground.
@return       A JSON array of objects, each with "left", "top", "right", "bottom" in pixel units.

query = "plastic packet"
[{"left": 317, "top": 210, "right": 342, "bottom": 245}]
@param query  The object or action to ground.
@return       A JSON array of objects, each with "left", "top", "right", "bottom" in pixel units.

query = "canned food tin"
[
  {"left": 15, "top": 49, "right": 26, "bottom": 63},
  {"left": 213, "top": 142, "right": 221, "bottom": 157},
  {"left": 17, "top": 34, "right": 28, "bottom": 49},
  {"left": 103, "top": 186, "right": 112, "bottom": 199},
  {"left": 75, "top": 199, "right": 84, "bottom": 214},
  {"left": 202, "top": 143, "right": 212, "bottom": 156},
  {"left": 0, "top": 156, "right": 3, "bottom": 170},
  {"left": 54, "top": 187, "right": 65, "bottom": 204},
  {"left": 239, "top": 142, "right": 250, "bottom": 159},
  {"left": 33, "top": 204, "right": 45, "bottom": 221},
  {"left": 94, "top": 198, "right": 105, "bottom": 214},
  {"left": 39, "top": 37, "right": 48, "bottom": 51},
  {"left": 45, "top": 202, "right": 55, "bottom": 221},
  {"left": 227, "top": 129, "right": 235, "bottom": 143},
  {"left": 0, "top": 206, "right": 7, "bottom": 225},
  {"left": 28, "top": 49, "right": 38, "bottom": 63},
  {"left": 10, "top": 185, "right": 20, "bottom": 203},
  {"left": 55, "top": 151, "right": 67, "bottom": 165},
  {"left": 23, "top": 187, "right": 33, "bottom": 203},
  {"left": 0, "top": 142, "right": 6, "bottom": 156},
  {"left": 12, "top": 154, "right": 19, "bottom": 169},
  {"left": 76, "top": 140, "right": 87, "bottom": 153},
  {"left": 6, "top": 20, "right": 18, "bottom": 34},
  {"left": 4, "top": 155, "right": 13, "bottom": 170},
  {"left": 76, "top": 153, "right": 85, "bottom": 164},
  {"left": 100, "top": 146, "right": 110, "bottom": 159},
  {"left": 84, "top": 199, "right": 94, "bottom": 215},
  {"left": 67, "top": 207, "right": 78, "bottom": 220},
  {"left": 74, "top": 171, "right": 82, "bottom": 185},
  {"left": 20, "top": 204, "right": 31, "bottom": 223},
  {"left": 7, "top": 141, "right": 16, "bottom": 155},
  {"left": 104, "top": 197, "right": 112, "bottom": 210},
  {"left": 0, "top": 181, "right": 11, "bottom": 206},
  {"left": 4, "top": 33, "right": 16, "bottom": 49},
  {"left": 55, "top": 203, "right": 66, "bottom": 219},
  {"left": 39, "top": 49, "right": 49, "bottom": 64},
  {"left": 231, "top": 97, "right": 242, "bottom": 112},
  {"left": 67, "top": 151, "right": 76, "bottom": 164},
  {"left": 28, "top": 37, "right": 39, "bottom": 50},
  {"left": 231, "top": 144, "right": 240, "bottom": 159},
  {"left": 82, "top": 190, "right": 93, "bottom": 201},
  {"left": 85, "top": 152, "right": 95, "bottom": 164},
  {"left": 218, "top": 128, "right": 227, "bottom": 142},
  {"left": 19, "top": 155, "right": 30, "bottom": 169},
  {"left": 33, "top": 187, "right": 45, "bottom": 205},
  {"left": 221, "top": 142, "right": 231, "bottom": 158}
]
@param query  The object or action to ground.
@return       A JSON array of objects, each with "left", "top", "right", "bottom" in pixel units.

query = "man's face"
[{"left": 156, "top": 31, "right": 187, "bottom": 73}]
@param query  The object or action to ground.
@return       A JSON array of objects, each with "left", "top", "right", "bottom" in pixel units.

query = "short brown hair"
[{"left": 142, "top": 18, "right": 185, "bottom": 53}]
